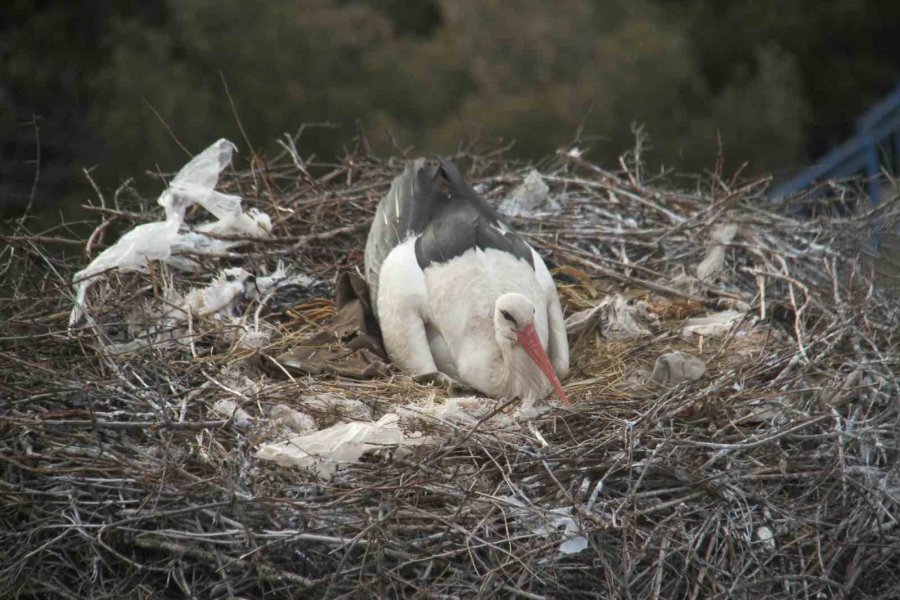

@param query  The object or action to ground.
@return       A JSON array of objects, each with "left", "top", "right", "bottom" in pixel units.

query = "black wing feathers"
[
  {"left": 413, "top": 159, "right": 534, "bottom": 270},
  {"left": 365, "top": 157, "right": 534, "bottom": 312}
]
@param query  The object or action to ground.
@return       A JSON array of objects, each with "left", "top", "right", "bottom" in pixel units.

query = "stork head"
[{"left": 494, "top": 293, "right": 570, "bottom": 404}]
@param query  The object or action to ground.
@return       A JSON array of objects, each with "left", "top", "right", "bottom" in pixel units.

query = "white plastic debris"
[
  {"left": 558, "top": 525, "right": 590, "bottom": 555},
  {"left": 70, "top": 138, "right": 272, "bottom": 326},
  {"left": 212, "top": 399, "right": 253, "bottom": 429},
  {"left": 398, "top": 395, "right": 495, "bottom": 426},
  {"left": 158, "top": 139, "right": 270, "bottom": 238},
  {"left": 755, "top": 526, "right": 776, "bottom": 551},
  {"left": 564, "top": 304, "right": 602, "bottom": 335},
  {"left": 254, "top": 413, "right": 428, "bottom": 478},
  {"left": 398, "top": 395, "right": 546, "bottom": 430},
  {"left": 255, "top": 395, "right": 535, "bottom": 478},
  {"left": 256, "top": 393, "right": 548, "bottom": 478},
  {"left": 651, "top": 351, "right": 707, "bottom": 385},
  {"left": 682, "top": 309, "right": 745, "bottom": 338},
  {"left": 499, "top": 498, "right": 588, "bottom": 557},
  {"left": 566, "top": 294, "right": 655, "bottom": 340},
  {"left": 696, "top": 223, "right": 738, "bottom": 281},
  {"left": 70, "top": 218, "right": 181, "bottom": 325},
  {"left": 499, "top": 170, "right": 559, "bottom": 217}
]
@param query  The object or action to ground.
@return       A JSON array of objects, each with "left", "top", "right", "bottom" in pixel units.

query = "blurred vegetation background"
[{"left": 3, "top": 0, "right": 900, "bottom": 220}]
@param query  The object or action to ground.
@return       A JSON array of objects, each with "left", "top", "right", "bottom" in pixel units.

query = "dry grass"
[{"left": 2, "top": 143, "right": 900, "bottom": 599}]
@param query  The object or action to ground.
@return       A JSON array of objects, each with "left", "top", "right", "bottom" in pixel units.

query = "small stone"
[{"left": 651, "top": 351, "right": 707, "bottom": 385}]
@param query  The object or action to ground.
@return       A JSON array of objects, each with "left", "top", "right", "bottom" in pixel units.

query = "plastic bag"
[
  {"left": 499, "top": 170, "right": 559, "bottom": 217},
  {"left": 70, "top": 139, "right": 271, "bottom": 326}
]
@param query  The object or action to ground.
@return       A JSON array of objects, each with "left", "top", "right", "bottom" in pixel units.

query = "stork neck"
[{"left": 495, "top": 337, "right": 546, "bottom": 400}]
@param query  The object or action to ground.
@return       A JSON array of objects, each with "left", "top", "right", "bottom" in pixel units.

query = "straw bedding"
[{"left": 2, "top": 142, "right": 899, "bottom": 599}]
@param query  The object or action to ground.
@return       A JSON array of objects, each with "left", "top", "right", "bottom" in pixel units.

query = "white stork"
[{"left": 364, "top": 158, "right": 570, "bottom": 404}]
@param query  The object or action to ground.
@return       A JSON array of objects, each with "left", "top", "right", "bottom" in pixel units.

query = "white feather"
[{"left": 377, "top": 241, "right": 568, "bottom": 401}]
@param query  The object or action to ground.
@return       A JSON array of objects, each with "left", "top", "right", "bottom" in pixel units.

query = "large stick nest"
[{"left": 2, "top": 142, "right": 900, "bottom": 599}]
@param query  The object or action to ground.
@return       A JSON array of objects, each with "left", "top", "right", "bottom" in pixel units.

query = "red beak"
[{"left": 517, "top": 323, "right": 571, "bottom": 405}]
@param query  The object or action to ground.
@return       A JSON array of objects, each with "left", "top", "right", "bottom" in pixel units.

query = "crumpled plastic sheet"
[
  {"left": 565, "top": 294, "right": 656, "bottom": 340},
  {"left": 696, "top": 223, "right": 739, "bottom": 281},
  {"left": 499, "top": 170, "right": 560, "bottom": 217},
  {"left": 682, "top": 309, "right": 746, "bottom": 338},
  {"left": 255, "top": 396, "right": 537, "bottom": 479},
  {"left": 70, "top": 138, "right": 272, "bottom": 326},
  {"left": 253, "top": 414, "right": 430, "bottom": 478},
  {"left": 496, "top": 496, "right": 589, "bottom": 556}
]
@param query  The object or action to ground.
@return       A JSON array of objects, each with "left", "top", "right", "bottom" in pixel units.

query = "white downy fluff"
[
  {"left": 397, "top": 395, "right": 545, "bottom": 428},
  {"left": 70, "top": 139, "right": 272, "bottom": 326},
  {"left": 397, "top": 395, "right": 498, "bottom": 426},
  {"left": 755, "top": 526, "right": 776, "bottom": 551},
  {"left": 170, "top": 261, "right": 291, "bottom": 320},
  {"left": 102, "top": 261, "right": 302, "bottom": 355},
  {"left": 178, "top": 268, "right": 253, "bottom": 317}
]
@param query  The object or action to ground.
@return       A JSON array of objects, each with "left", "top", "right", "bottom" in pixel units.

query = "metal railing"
[{"left": 769, "top": 84, "right": 900, "bottom": 205}]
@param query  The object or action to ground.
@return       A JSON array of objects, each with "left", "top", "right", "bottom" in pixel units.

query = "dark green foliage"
[
  {"left": 668, "top": 0, "right": 900, "bottom": 156},
  {"left": 0, "top": 0, "right": 166, "bottom": 215},
  {"left": 2, "top": 0, "right": 899, "bottom": 216}
]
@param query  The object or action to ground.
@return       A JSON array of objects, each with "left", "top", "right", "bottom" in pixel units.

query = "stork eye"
[{"left": 500, "top": 310, "right": 517, "bottom": 325}]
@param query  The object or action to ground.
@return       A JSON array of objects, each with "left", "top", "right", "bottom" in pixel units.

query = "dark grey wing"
[
  {"left": 435, "top": 158, "right": 504, "bottom": 222},
  {"left": 365, "top": 158, "right": 439, "bottom": 313},
  {"left": 365, "top": 157, "right": 534, "bottom": 313},
  {"left": 414, "top": 159, "right": 535, "bottom": 270}
]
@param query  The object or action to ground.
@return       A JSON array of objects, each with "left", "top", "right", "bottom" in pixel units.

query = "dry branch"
[{"left": 1, "top": 145, "right": 899, "bottom": 599}]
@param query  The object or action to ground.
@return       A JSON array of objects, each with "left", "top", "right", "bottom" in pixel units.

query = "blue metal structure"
[{"left": 769, "top": 84, "right": 900, "bottom": 204}]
